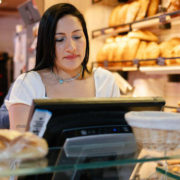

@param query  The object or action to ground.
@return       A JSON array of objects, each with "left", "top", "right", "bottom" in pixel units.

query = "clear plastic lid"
[
  {"left": 63, "top": 133, "right": 137, "bottom": 157},
  {"left": 125, "top": 111, "right": 180, "bottom": 130}
]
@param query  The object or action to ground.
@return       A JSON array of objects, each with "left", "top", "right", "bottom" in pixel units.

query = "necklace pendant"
[{"left": 59, "top": 79, "right": 64, "bottom": 84}]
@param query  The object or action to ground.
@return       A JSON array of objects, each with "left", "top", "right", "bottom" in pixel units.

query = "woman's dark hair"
[{"left": 33, "top": 3, "right": 90, "bottom": 76}]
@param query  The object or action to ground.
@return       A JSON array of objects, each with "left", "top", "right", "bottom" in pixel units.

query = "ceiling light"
[{"left": 0, "top": 0, "right": 2, "bottom": 4}]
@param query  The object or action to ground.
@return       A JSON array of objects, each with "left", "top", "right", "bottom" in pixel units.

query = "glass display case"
[{"left": 0, "top": 134, "right": 180, "bottom": 180}]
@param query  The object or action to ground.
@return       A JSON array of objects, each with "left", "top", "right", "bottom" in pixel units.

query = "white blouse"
[{"left": 5, "top": 67, "right": 120, "bottom": 109}]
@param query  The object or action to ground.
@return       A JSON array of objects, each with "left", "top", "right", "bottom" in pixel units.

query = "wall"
[
  {"left": 0, "top": 16, "right": 22, "bottom": 56},
  {"left": 34, "top": 0, "right": 44, "bottom": 16}
]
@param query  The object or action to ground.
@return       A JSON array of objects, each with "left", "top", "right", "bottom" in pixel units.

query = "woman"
[{"left": 6, "top": 3, "right": 120, "bottom": 132}]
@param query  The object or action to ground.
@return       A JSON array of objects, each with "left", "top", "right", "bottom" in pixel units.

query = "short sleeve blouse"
[{"left": 5, "top": 67, "right": 120, "bottom": 109}]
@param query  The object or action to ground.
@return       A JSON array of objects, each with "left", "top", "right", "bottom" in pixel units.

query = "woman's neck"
[{"left": 53, "top": 66, "right": 83, "bottom": 79}]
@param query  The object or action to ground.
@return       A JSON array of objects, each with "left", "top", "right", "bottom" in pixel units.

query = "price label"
[{"left": 29, "top": 109, "right": 52, "bottom": 137}]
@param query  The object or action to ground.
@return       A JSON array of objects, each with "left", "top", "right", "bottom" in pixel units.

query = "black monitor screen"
[{"left": 27, "top": 97, "right": 165, "bottom": 147}]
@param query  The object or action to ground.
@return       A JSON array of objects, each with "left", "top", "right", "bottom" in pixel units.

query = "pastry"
[{"left": 0, "top": 129, "right": 48, "bottom": 160}]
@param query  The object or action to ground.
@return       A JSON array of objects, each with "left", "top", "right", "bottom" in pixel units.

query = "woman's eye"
[
  {"left": 73, "top": 36, "right": 81, "bottom": 40},
  {"left": 55, "top": 38, "right": 65, "bottom": 42}
]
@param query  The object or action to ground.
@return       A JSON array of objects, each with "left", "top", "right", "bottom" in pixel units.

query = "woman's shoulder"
[
  {"left": 13, "top": 71, "right": 45, "bottom": 93},
  {"left": 6, "top": 71, "right": 46, "bottom": 109},
  {"left": 15, "top": 71, "right": 42, "bottom": 84}
]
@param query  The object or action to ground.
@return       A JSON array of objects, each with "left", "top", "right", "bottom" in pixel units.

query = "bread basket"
[{"left": 125, "top": 111, "right": 180, "bottom": 151}]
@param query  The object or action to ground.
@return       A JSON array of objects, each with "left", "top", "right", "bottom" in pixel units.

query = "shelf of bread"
[
  {"left": 92, "top": 12, "right": 174, "bottom": 39},
  {"left": 92, "top": 0, "right": 180, "bottom": 39},
  {"left": 95, "top": 27, "right": 180, "bottom": 74},
  {"left": 93, "top": 59, "right": 180, "bottom": 74}
]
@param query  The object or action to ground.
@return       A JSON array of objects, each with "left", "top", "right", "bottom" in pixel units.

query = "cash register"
[{"left": 26, "top": 97, "right": 165, "bottom": 180}]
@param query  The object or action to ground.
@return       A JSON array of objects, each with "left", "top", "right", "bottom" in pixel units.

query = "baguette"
[{"left": 0, "top": 129, "right": 48, "bottom": 160}]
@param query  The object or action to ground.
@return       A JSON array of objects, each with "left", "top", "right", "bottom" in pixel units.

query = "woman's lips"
[{"left": 64, "top": 55, "right": 79, "bottom": 60}]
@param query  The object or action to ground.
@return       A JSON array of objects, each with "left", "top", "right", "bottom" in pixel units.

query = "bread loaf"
[
  {"left": 109, "top": 5, "right": 122, "bottom": 27},
  {"left": 171, "top": 45, "right": 180, "bottom": 57},
  {"left": 107, "top": 42, "right": 117, "bottom": 61},
  {"left": 122, "top": 37, "right": 140, "bottom": 60},
  {"left": 116, "top": 4, "right": 129, "bottom": 26},
  {"left": 136, "top": 0, "right": 150, "bottom": 20},
  {"left": 159, "top": 37, "right": 180, "bottom": 65},
  {"left": 0, "top": 129, "right": 48, "bottom": 160},
  {"left": 167, "top": 0, "right": 180, "bottom": 12},
  {"left": 135, "top": 40, "right": 148, "bottom": 59},
  {"left": 105, "top": 37, "right": 114, "bottom": 44},
  {"left": 170, "top": 45, "right": 180, "bottom": 64},
  {"left": 144, "top": 41, "right": 160, "bottom": 59},
  {"left": 147, "top": 0, "right": 160, "bottom": 17},
  {"left": 114, "top": 36, "right": 128, "bottom": 61},
  {"left": 96, "top": 44, "right": 110, "bottom": 62},
  {"left": 127, "top": 30, "right": 158, "bottom": 42},
  {"left": 143, "top": 41, "right": 159, "bottom": 65},
  {"left": 125, "top": 1, "right": 140, "bottom": 23}
]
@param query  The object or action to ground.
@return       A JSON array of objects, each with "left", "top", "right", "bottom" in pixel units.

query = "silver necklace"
[{"left": 54, "top": 68, "right": 82, "bottom": 84}]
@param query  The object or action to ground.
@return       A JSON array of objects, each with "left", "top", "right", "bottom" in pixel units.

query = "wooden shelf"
[
  {"left": 94, "top": 65, "right": 180, "bottom": 74},
  {"left": 139, "top": 65, "right": 180, "bottom": 74},
  {"left": 92, "top": 57, "right": 180, "bottom": 74},
  {"left": 92, "top": 10, "right": 180, "bottom": 38}
]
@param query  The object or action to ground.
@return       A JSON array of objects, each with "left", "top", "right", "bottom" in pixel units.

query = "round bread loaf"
[{"left": 0, "top": 129, "right": 48, "bottom": 160}]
